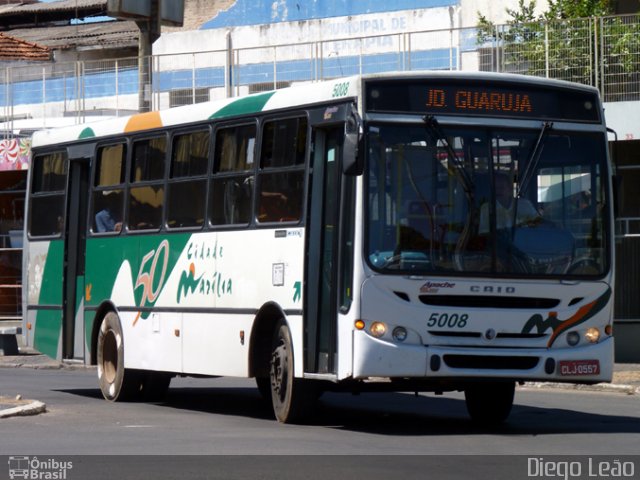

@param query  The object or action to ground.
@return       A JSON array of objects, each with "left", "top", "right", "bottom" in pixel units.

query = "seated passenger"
[{"left": 95, "top": 191, "right": 122, "bottom": 233}]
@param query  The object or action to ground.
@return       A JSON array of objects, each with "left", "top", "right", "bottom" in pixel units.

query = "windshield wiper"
[
  {"left": 516, "top": 121, "right": 553, "bottom": 198},
  {"left": 423, "top": 115, "right": 473, "bottom": 200}
]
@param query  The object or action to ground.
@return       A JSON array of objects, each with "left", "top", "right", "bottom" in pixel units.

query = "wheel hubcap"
[
  {"left": 271, "top": 341, "right": 288, "bottom": 402},
  {"left": 102, "top": 330, "right": 118, "bottom": 384}
]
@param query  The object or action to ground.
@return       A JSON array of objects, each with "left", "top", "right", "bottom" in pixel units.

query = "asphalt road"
[
  {"left": 1, "top": 367, "right": 640, "bottom": 479},
  {"left": 1, "top": 367, "right": 639, "bottom": 448}
]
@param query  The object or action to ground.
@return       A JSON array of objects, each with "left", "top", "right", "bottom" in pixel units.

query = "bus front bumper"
[{"left": 352, "top": 331, "right": 614, "bottom": 384}]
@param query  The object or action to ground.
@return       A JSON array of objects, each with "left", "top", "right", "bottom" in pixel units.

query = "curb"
[
  {"left": 0, "top": 359, "right": 94, "bottom": 371},
  {"left": 0, "top": 400, "right": 46, "bottom": 419},
  {"left": 522, "top": 382, "right": 640, "bottom": 395}
]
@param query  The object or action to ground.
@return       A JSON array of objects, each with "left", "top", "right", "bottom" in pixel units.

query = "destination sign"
[
  {"left": 426, "top": 88, "right": 533, "bottom": 113},
  {"left": 365, "top": 79, "right": 600, "bottom": 123}
]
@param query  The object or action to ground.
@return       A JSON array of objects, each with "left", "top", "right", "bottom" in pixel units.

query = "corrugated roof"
[
  {"left": 0, "top": 0, "right": 110, "bottom": 31},
  {"left": 0, "top": 4, "right": 24, "bottom": 16},
  {"left": 0, "top": 0, "right": 107, "bottom": 16},
  {"left": 8, "top": 20, "right": 139, "bottom": 49},
  {"left": 0, "top": 31, "right": 50, "bottom": 60},
  {"left": 0, "top": 1, "right": 38, "bottom": 15}
]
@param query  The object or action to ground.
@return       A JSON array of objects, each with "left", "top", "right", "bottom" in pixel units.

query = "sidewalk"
[
  {"left": 0, "top": 347, "right": 93, "bottom": 418},
  {"left": 1, "top": 349, "right": 639, "bottom": 419},
  {"left": 525, "top": 363, "right": 640, "bottom": 395},
  {"left": 0, "top": 349, "right": 91, "bottom": 370}
]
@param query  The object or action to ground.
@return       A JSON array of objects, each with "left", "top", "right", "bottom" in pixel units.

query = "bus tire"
[
  {"left": 97, "top": 311, "right": 142, "bottom": 402},
  {"left": 256, "top": 376, "right": 272, "bottom": 402},
  {"left": 464, "top": 381, "right": 515, "bottom": 425},
  {"left": 269, "top": 319, "right": 315, "bottom": 423}
]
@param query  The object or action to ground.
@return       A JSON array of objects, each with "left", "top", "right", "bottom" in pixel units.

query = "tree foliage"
[
  {"left": 476, "top": 0, "right": 640, "bottom": 98},
  {"left": 543, "top": 0, "right": 611, "bottom": 19},
  {"left": 478, "top": 0, "right": 612, "bottom": 32}
]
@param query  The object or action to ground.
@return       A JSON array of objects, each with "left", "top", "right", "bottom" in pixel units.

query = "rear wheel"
[
  {"left": 464, "top": 381, "right": 515, "bottom": 425},
  {"left": 269, "top": 319, "right": 316, "bottom": 423},
  {"left": 97, "top": 311, "right": 142, "bottom": 401}
]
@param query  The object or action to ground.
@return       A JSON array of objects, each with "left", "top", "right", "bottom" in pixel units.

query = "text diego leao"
[{"left": 528, "top": 457, "right": 635, "bottom": 479}]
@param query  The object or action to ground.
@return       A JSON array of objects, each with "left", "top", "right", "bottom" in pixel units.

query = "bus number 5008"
[{"left": 427, "top": 313, "right": 468, "bottom": 328}]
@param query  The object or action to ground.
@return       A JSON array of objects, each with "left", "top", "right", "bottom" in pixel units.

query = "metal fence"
[
  {"left": 1, "top": 13, "right": 639, "bottom": 133},
  {"left": 479, "top": 15, "right": 640, "bottom": 101},
  {"left": 478, "top": 17, "right": 596, "bottom": 85}
]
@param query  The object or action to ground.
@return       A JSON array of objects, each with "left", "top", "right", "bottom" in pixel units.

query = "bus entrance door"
[
  {"left": 306, "top": 126, "right": 344, "bottom": 374},
  {"left": 62, "top": 145, "right": 91, "bottom": 360}
]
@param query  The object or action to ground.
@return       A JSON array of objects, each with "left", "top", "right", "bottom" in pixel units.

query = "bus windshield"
[{"left": 366, "top": 123, "right": 609, "bottom": 277}]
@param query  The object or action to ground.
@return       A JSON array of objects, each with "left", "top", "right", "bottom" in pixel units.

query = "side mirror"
[
  {"left": 607, "top": 127, "right": 619, "bottom": 218},
  {"left": 343, "top": 105, "right": 363, "bottom": 176}
]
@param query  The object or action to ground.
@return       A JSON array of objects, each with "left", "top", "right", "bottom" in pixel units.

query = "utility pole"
[{"left": 136, "top": 0, "right": 161, "bottom": 112}]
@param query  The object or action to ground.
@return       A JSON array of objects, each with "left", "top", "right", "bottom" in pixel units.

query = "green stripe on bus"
[
  {"left": 37, "top": 240, "right": 64, "bottom": 305},
  {"left": 85, "top": 233, "right": 191, "bottom": 314},
  {"left": 209, "top": 92, "right": 276, "bottom": 120},
  {"left": 79, "top": 127, "right": 95, "bottom": 139},
  {"left": 76, "top": 275, "right": 85, "bottom": 314},
  {"left": 33, "top": 240, "right": 65, "bottom": 358},
  {"left": 85, "top": 236, "right": 136, "bottom": 307},
  {"left": 33, "top": 309, "right": 62, "bottom": 359},
  {"left": 84, "top": 310, "right": 97, "bottom": 353}
]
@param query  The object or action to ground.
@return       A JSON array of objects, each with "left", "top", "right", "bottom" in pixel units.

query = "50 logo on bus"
[
  {"left": 133, "top": 240, "right": 170, "bottom": 325},
  {"left": 427, "top": 312, "right": 468, "bottom": 329}
]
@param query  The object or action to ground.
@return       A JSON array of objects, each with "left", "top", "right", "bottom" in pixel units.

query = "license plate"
[{"left": 558, "top": 359, "right": 600, "bottom": 376}]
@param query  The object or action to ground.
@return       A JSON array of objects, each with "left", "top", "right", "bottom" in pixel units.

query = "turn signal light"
[{"left": 354, "top": 320, "right": 365, "bottom": 330}]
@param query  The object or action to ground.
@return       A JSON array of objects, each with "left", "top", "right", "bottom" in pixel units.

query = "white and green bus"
[{"left": 23, "top": 72, "right": 615, "bottom": 424}]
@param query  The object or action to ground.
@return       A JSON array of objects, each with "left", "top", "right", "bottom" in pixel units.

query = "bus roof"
[
  {"left": 30, "top": 71, "right": 601, "bottom": 149},
  {"left": 31, "top": 75, "right": 362, "bottom": 148}
]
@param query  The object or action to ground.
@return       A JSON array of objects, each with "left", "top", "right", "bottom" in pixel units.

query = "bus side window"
[
  {"left": 210, "top": 124, "right": 255, "bottom": 226},
  {"left": 29, "top": 151, "right": 68, "bottom": 237},
  {"left": 257, "top": 116, "right": 307, "bottom": 223},
  {"left": 128, "top": 136, "right": 166, "bottom": 231},
  {"left": 167, "top": 129, "right": 209, "bottom": 229},
  {"left": 91, "top": 143, "right": 126, "bottom": 234}
]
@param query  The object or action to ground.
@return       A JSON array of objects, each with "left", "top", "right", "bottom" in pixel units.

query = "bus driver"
[{"left": 479, "top": 172, "right": 539, "bottom": 234}]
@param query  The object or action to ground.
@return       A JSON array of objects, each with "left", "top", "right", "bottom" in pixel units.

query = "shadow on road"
[{"left": 57, "top": 383, "right": 640, "bottom": 436}]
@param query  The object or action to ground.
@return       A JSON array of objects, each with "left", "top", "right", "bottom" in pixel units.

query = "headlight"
[
  {"left": 370, "top": 322, "right": 387, "bottom": 338},
  {"left": 585, "top": 327, "right": 600, "bottom": 343},
  {"left": 566, "top": 331, "right": 580, "bottom": 346},
  {"left": 392, "top": 326, "right": 408, "bottom": 342}
]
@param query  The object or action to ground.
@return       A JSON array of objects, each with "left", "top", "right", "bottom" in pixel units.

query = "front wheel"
[
  {"left": 269, "top": 319, "right": 316, "bottom": 423},
  {"left": 464, "top": 381, "right": 515, "bottom": 425},
  {"left": 97, "top": 311, "right": 143, "bottom": 401}
]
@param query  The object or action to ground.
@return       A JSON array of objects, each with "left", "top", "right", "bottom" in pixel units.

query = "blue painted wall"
[
  {"left": 201, "top": 0, "right": 459, "bottom": 29},
  {"left": 1, "top": 0, "right": 464, "bottom": 108}
]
